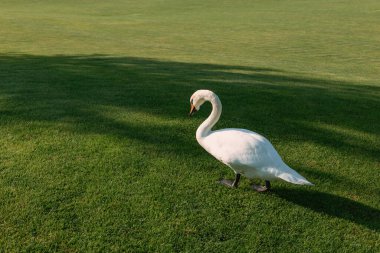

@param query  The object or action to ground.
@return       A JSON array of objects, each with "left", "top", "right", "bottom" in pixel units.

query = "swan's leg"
[
  {"left": 265, "top": 180, "right": 271, "bottom": 189},
  {"left": 252, "top": 180, "right": 271, "bottom": 192},
  {"left": 219, "top": 173, "right": 241, "bottom": 188},
  {"left": 233, "top": 173, "right": 241, "bottom": 187}
]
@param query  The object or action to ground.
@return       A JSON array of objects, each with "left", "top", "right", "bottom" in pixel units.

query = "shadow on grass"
[
  {"left": 0, "top": 53, "right": 379, "bottom": 161},
  {"left": 0, "top": 53, "right": 379, "bottom": 163},
  {"left": 272, "top": 188, "right": 380, "bottom": 232},
  {"left": 292, "top": 165, "right": 380, "bottom": 197},
  {"left": 0, "top": 54, "right": 379, "bottom": 205}
]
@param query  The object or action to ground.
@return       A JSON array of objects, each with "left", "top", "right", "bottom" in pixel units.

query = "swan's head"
[{"left": 189, "top": 90, "right": 215, "bottom": 116}]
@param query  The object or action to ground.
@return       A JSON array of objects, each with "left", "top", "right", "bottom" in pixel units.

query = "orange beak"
[{"left": 189, "top": 104, "right": 197, "bottom": 116}]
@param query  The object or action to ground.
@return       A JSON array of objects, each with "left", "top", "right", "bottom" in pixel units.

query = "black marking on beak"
[{"left": 189, "top": 104, "right": 197, "bottom": 116}]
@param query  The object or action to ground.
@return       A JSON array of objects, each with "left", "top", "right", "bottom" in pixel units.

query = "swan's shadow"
[{"left": 271, "top": 188, "right": 380, "bottom": 232}]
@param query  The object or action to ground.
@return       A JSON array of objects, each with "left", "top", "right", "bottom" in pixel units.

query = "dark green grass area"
[{"left": 0, "top": 0, "right": 380, "bottom": 252}]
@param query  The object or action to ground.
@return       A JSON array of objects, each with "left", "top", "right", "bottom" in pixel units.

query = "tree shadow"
[
  {"left": 0, "top": 53, "right": 379, "bottom": 181},
  {"left": 272, "top": 188, "right": 380, "bottom": 232},
  {"left": 290, "top": 165, "right": 380, "bottom": 197}
]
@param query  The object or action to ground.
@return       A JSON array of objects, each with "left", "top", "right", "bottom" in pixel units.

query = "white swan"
[{"left": 189, "top": 90, "right": 313, "bottom": 191}]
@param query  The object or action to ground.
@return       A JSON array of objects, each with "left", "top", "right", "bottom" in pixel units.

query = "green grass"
[{"left": 0, "top": 0, "right": 379, "bottom": 252}]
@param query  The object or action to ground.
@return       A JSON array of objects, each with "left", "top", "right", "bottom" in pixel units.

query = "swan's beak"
[{"left": 189, "top": 104, "right": 197, "bottom": 116}]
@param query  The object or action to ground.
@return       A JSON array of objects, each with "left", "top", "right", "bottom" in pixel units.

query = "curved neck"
[{"left": 196, "top": 95, "right": 222, "bottom": 141}]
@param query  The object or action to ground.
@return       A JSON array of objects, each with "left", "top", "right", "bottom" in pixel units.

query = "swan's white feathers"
[
  {"left": 202, "top": 129, "right": 274, "bottom": 165},
  {"left": 201, "top": 128, "right": 284, "bottom": 179},
  {"left": 191, "top": 89, "right": 313, "bottom": 186}
]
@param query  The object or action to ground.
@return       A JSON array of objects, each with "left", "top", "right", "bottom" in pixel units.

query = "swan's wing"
[
  {"left": 201, "top": 129, "right": 283, "bottom": 169},
  {"left": 200, "top": 129, "right": 313, "bottom": 183}
]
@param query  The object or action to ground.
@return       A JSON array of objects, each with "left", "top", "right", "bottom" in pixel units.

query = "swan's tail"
[{"left": 276, "top": 164, "right": 314, "bottom": 186}]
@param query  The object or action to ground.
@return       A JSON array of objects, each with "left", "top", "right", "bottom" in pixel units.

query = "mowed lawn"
[{"left": 0, "top": 0, "right": 379, "bottom": 252}]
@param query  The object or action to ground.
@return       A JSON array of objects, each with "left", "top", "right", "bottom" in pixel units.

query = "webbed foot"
[
  {"left": 219, "top": 173, "right": 241, "bottom": 188},
  {"left": 252, "top": 180, "right": 271, "bottom": 192},
  {"left": 219, "top": 179, "right": 236, "bottom": 188}
]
